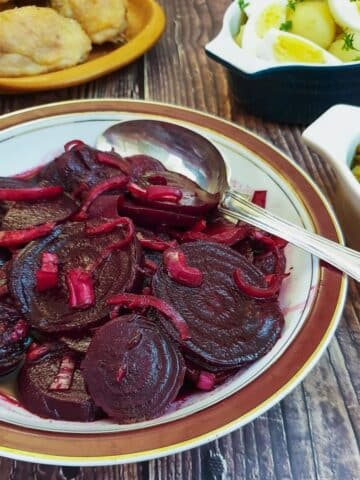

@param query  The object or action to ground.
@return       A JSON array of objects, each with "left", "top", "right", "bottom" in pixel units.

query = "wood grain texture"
[{"left": 0, "top": 0, "right": 359, "bottom": 478}]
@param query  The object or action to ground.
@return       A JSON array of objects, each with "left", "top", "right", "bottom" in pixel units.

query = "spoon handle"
[{"left": 220, "top": 190, "right": 360, "bottom": 282}]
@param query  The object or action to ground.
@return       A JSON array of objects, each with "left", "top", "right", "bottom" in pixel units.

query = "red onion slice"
[
  {"left": 48, "top": 354, "right": 75, "bottom": 391},
  {"left": 163, "top": 248, "right": 203, "bottom": 287},
  {"left": 66, "top": 269, "right": 95, "bottom": 309},
  {"left": 0, "top": 186, "right": 63, "bottom": 202},
  {"left": 0, "top": 222, "right": 56, "bottom": 247},
  {"left": 75, "top": 175, "right": 129, "bottom": 220},
  {"left": 106, "top": 293, "right": 191, "bottom": 341}
]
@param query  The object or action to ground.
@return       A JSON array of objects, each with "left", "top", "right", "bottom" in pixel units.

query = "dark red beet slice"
[
  {"left": 119, "top": 198, "right": 199, "bottom": 228},
  {"left": 18, "top": 346, "right": 101, "bottom": 421},
  {"left": 152, "top": 242, "right": 284, "bottom": 371},
  {"left": 125, "top": 154, "right": 166, "bottom": 180},
  {"left": 39, "top": 144, "right": 122, "bottom": 194},
  {"left": 9, "top": 221, "right": 142, "bottom": 334},
  {"left": 87, "top": 195, "right": 119, "bottom": 219},
  {"left": 0, "top": 303, "right": 29, "bottom": 376},
  {"left": 82, "top": 314, "right": 185, "bottom": 423},
  {"left": 1, "top": 193, "right": 77, "bottom": 230},
  {"left": 253, "top": 248, "right": 286, "bottom": 275},
  {"left": 130, "top": 171, "right": 218, "bottom": 217},
  {"left": 0, "top": 177, "right": 36, "bottom": 189},
  {"left": 60, "top": 334, "right": 93, "bottom": 355}
]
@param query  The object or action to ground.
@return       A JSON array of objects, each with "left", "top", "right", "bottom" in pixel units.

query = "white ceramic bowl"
[
  {"left": 205, "top": 2, "right": 360, "bottom": 124},
  {"left": 303, "top": 104, "right": 360, "bottom": 250}
]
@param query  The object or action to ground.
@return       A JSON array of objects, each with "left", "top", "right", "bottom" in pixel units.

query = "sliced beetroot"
[
  {"left": 0, "top": 303, "right": 29, "bottom": 376},
  {"left": 39, "top": 144, "right": 123, "bottom": 194},
  {"left": 82, "top": 314, "right": 185, "bottom": 423},
  {"left": 60, "top": 334, "right": 93, "bottom": 355},
  {"left": 125, "top": 154, "right": 166, "bottom": 180},
  {"left": 18, "top": 346, "right": 101, "bottom": 421},
  {"left": 130, "top": 171, "right": 218, "bottom": 217},
  {"left": 87, "top": 195, "right": 119, "bottom": 219},
  {"left": 152, "top": 242, "right": 284, "bottom": 371},
  {"left": 0, "top": 177, "right": 36, "bottom": 190},
  {"left": 254, "top": 248, "right": 286, "bottom": 275},
  {"left": 118, "top": 198, "right": 199, "bottom": 228},
  {"left": 9, "top": 221, "right": 142, "bottom": 334},
  {"left": 1, "top": 193, "right": 77, "bottom": 230}
]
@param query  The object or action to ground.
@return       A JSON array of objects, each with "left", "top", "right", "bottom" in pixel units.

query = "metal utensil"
[{"left": 97, "top": 119, "right": 360, "bottom": 282}]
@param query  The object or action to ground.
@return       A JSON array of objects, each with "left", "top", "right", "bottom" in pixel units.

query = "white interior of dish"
[
  {"left": 0, "top": 111, "right": 319, "bottom": 433},
  {"left": 302, "top": 104, "right": 360, "bottom": 200}
]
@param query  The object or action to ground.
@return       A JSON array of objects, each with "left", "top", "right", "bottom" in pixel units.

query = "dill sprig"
[{"left": 342, "top": 32, "right": 359, "bottom": 52}]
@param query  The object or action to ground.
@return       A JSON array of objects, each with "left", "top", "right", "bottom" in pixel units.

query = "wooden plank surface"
[{"left": 0, "top": 0, "right": 359, "bottom": 478}]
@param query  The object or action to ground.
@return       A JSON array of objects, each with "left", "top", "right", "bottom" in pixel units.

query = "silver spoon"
[{"left": 97, "top": 119, "right": 360, "bottom": 282}]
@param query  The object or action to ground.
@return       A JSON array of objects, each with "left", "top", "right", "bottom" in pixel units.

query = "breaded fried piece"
[
  {"left": 0, "top": 6, "right": 91, "bottom": 76},
  {"left": 51, "top": 0, "right": 128, "bottom": 44}
]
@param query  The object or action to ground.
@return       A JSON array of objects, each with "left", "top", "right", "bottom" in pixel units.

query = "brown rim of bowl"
[{"left": 0, "top": 100, "right": 347, "bottom": 464}]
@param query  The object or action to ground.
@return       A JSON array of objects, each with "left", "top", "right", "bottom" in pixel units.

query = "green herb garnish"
[
  {"left": 238, "top": 0, "right": 249, "bottom": 11},
  {"left": 280, "top": 20, "right": 292, "bottom": 31},
  {"left": 287, "top": 0, "right": 303, "bottom": 11},
  {"left": 342, "top": 32, "right": 359, "bottom": 51}
]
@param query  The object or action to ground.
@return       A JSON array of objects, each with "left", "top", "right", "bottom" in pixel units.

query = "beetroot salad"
[{"left": 0, "top": 141, "right": 288, "bottom": 424}]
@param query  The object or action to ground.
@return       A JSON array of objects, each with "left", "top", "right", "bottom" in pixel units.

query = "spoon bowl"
[
  {"left": 97, "top": 119, "right": 360, "bottom": 282},
  {"left": 97, "top": 119, "right": 228, "bottom": 195}
]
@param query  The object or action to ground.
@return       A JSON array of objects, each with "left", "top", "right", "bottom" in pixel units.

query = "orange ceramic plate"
[{"left": 0, "top": 0, "right": 165, "bottom": 93}]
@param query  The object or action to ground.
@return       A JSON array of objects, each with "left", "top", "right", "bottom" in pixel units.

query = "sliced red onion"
[
  {"left": 116, "top": 365, "right": 127, "bottom": 383},
  {"left": 66, "top": 269, "right": 95, "bottom": 309},
  {"left": 74, "top": 175, "right": 129, "bottom": 220},
  {"left": 0, "top": 222, "right": 56, "bottom": 248},
  {"left": 106, "top": 293, "right": 191, "bottom": 341},
  {"left": 249, "top": 229, "right": 288, "bottom": 251},
  {"left": 197, "top": 371, "right": 216, "bottom": 391},
  {"left": 143, "top": 258, "right": 158, "bottom": 274},
  {"left": 0, "top": 186, "right": 63, "bottom": 202},
  {"left": 48, "top": 354, "right": 75, "bottom": 391},
  {"left": 64, "top": 139, "right": 85, "bottom": 152},
  {"left": 86, "top": 218, "right": 135, "bottom": 275},
  {"left": 128, "top": 182, "right": 148, "bottom": 199},
  {"left": 136, "top": 232, "right": 177, "bottom": 251},
  {"left": 96, "top": 151, "right": 131, "bottom": 175},
  {"left": 233, "top": 269, "right": 288, "bottom": 299},
  {"left": 26, "top": 343, "right": 51, "bottom": 362},
  {"left": 146, "top": 185, "right": 182, "bottom": 203},
  {"left": 163, "top": 248, "right": 203, "bottom": 287},
  {"left": 36, "top": 252, "right": 59, "bottom": 292},
  {"left": 251, "top": 190, "right": 267, "bottom": 208}
]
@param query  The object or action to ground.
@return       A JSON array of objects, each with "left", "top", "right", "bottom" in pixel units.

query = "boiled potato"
[
  {"left": 287, "top": 1, "right": 336, "bottom": 49},
  {"left": 329, "top": 31, "right": 360, "bottom": 62}
]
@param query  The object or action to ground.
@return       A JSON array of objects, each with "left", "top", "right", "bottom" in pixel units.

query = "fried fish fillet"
[
  {"left": 0, "top": 6, "right": 92, "bottom": 76},
  {"left": 51, "top": 0, "right": 128, "bottom": 44}
]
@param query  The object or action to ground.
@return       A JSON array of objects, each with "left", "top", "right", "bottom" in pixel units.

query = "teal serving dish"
[{"left": 205, "top": 1, "right": 360, "bottom": 125}]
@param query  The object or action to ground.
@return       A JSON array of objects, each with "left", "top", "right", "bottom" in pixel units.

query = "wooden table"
[{"left": 0, "top": 1, "right": 359, "bottom": 478}]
